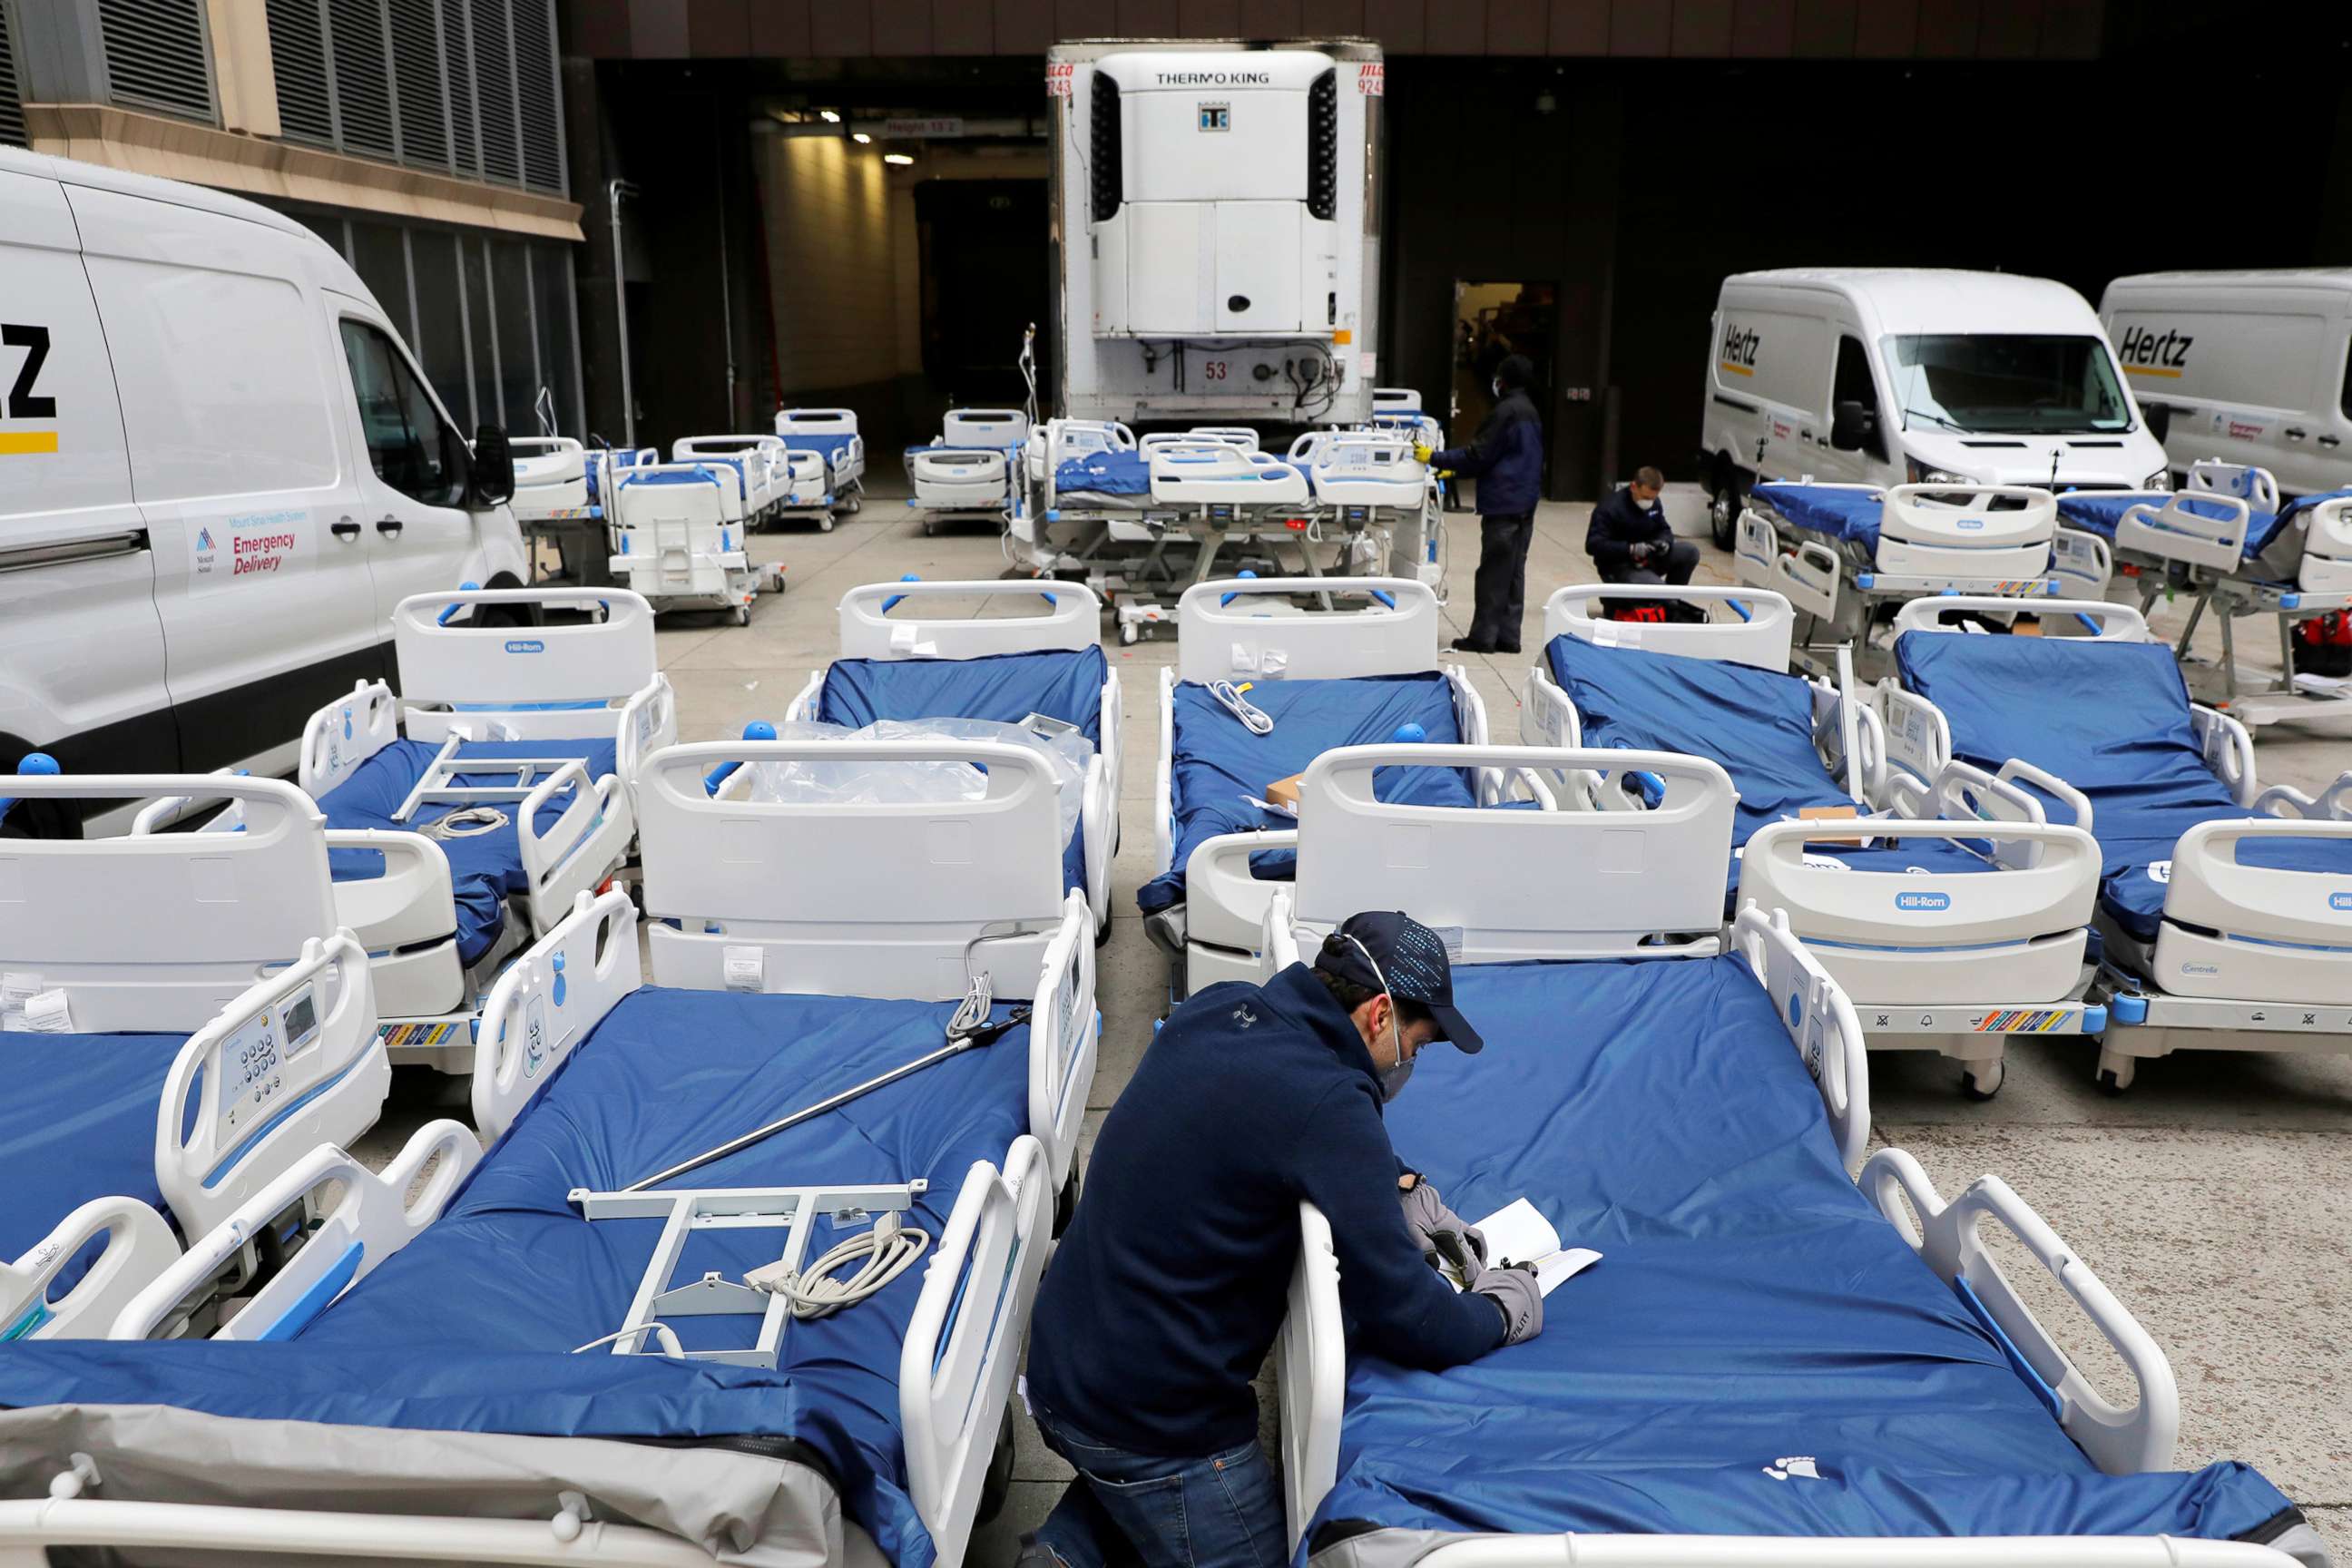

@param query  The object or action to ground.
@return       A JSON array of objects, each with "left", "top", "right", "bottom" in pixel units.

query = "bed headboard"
[
  {"left": 1289, "top": 744, "right": 1736, "bottom": 959},
  {"left": 636, "top": 740, "right": 1071, "bottom": 1000},
  {"left": 391, "top": 588, "right": 657, "bottom": 716},
  {"left": 837, "top": 580, "right": 1101, "bottom": 661},
  {"left": 1543, "top": 585, "right": 1795, "bottom": 671},
  {"left": 0, "top": 776, "right": 337, "bottom": 1031},
  {"left": 1890, "top": 596, "right": 2150, "bottom": 642},
  {"left": 1177, "top": 578, "right": 1438, "bottom": 683}
]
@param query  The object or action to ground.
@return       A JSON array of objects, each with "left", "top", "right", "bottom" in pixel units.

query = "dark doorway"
[
  {"left": 1451, "top": 280, "right": 1556, "bottom": 484},
  {"left": 916, "top": 179, "right": 1051, "bottom": 407}
]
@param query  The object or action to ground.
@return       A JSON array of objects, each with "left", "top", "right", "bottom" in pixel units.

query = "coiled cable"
[
  {"left": 1209, "top": 679, "right": 1274, "bottom": 735},
  {"left": 759, "top": 1211, "right": 932, "bottom": 1320}
]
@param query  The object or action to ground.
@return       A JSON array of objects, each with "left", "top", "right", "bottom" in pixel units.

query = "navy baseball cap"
[{"left": 1313, "top": 911, "right": 1485, "bottom": 1054}]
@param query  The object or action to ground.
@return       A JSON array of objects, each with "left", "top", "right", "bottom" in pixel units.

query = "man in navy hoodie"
[
  {"left": 1420, "top": 352, "right": 1545, "bottom": 655},
  {"left": 1020, "top": 913, "right": 1543, "bottom": 1568}
]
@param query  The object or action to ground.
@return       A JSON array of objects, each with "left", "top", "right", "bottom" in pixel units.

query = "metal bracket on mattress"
[
  {"left": 570, "top": 1181, "right": 926, "bottom": 1369},
  {"left": 393, "top": 734, "right": 600, "bottom": 822}
]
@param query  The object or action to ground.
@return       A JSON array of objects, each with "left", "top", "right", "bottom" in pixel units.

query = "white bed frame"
[
  {"left": 671, "top": 434, "right": 786, "bottom": 521},
  {"left": 610, "top": 466, "right": 770, "bottom": 617},
  {"left": 776, "top": 406, "right": 867, "bottom": 516},
  {"left": 1524, "top": 584, "right": 2104, "bottom": 1097},
  {"left": 508, "top": 436, "right": 592, "bottom": 524},
  {"left": 0, "top": 928, "right": 385, "bottom": 1341},
  {"left": 907, "top": 411, "right": 1026, "bottom": 529},
  {"left": 778, "top": 580, "right": 1122, "bottom": 934},
  {"left": 1881, "top": 595, "right": 2352, "bottom": 1088},
  {"left": 1737, "top": 482, "right": 2068, "bottom": 679},
  {"left": 1154, "top": 578, "right": 1504, "bottom": 995},
  {"left": 2105, "top": 461, "right": 2352, "bottom": 734}
]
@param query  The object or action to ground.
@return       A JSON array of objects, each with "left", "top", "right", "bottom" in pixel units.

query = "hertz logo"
[
  {"left": 1719, "top": 325, "right": 1760, "bottom": 376},
  {"left": 2118, "top": 325, "right": 2192, "bottom": 377}
]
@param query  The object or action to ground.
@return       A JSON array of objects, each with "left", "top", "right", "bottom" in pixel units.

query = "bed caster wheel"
[
  {"left": 1121, "top": 623, "right": 1138, "bottom": 646},
  {"left": 735, "top": 603, "right": 751, "bottom": 626},
  {"left": 819, "top": 514, "right": 836, "bottom": 533},
  {"left": 923, "top": 518, "right": 940, "bottom": 537},
  {"left": 844, "top": 493, "right": 863, "bottom": 514},
  {"left": 977, "top": 1404, "right": 1016, "bottom": 1524},
  {"left": 1961, "top": 1060, "right": 2003, "bottom": 1102},
  {"left": 1094, "top": 912, "right": 1113, "bottom": 949},
  {"left": 1054, "top": 1168, "right": 1082, "bottom": 1238},
  {"left": 2095, "top": 1052, "right": 2136, "bottom": 1095}
]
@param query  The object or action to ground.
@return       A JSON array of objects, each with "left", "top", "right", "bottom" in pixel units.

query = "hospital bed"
[
  {"left": 2053, "top": 461, "right": 2352, "bottom": 733},
  {"left": 906, "top": 408, "right": 1029, "bottom": 535},
  {"left": 1145, "top": 577, "right": 1519, "bottom": 997},
  {"left": 1876, "top": 595, "right": 2352, "bottom": 1091},
  {"left": 608, "top": 461, "right": 777, "bottom": 622},
  {"left": 776, "top": 579, "right": 1122, "bottom": 936},
  {"left": 0, "top": 773, "right": 389, "bottom": 1342},
  {"left": 1737, "top": 480, "right": 2073, "bottom": 678},
  {"left": 139, "top": 589, "right": 671, "bottom": 1064},
  {"left": 0, "top": 869, "right": 1090, "bottom": 1566},
  {"left": 1254, "top": 751, "right": 2323, "bottom": 1568},
  {"left": 777, "top": 406, "right": 867, "bottom": 523},
  {"left": 1520, "top": 584, "right": 2103, "bottom": 1098},
  {"left": 1287, "top": 428, "right": 1447, "bottom": 595},
  {"left": 508, "top": 436, "right": 594, "bottom": 524}
]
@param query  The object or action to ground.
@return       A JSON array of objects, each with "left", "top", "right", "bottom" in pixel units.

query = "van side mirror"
[
  {"left": 470, "top": 425, "right": 515, "bottom": 507},
  {"left": 1830, "top": 400, "right": 1878, "bottom": 453},
  {"left": 2143, "top": 402, "right": 2171, "bottom": 443}
]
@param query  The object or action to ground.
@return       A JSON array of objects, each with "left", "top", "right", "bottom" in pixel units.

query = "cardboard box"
[
  {"left": 1266, "top": 771, "right": 1306, "bottom": 813},
  {"left": 1797, "top": 804, "right": 1859, "bottom": 820}
]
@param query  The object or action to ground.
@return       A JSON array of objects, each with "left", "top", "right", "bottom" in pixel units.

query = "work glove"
[
  {"left": 1400, "top": 1182, "right": 1488, "bottom": 1289},
  {"left": 1475, "top": 1262, "right": 1544, "bottom": 1347},
  {"left": 1629, "top": 540, "right": 1660, "bottom": 569},
  {"left": 1412, "top": 443, "right": 1435, "bottom": 465}
]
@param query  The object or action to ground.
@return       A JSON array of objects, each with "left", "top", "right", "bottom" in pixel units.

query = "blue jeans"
[{"left": 1031, "top": 1404, "right": 1286, "bottom": 1568}]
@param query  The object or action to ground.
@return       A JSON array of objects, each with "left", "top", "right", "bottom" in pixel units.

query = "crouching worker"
[{"left": 1017, "top": 912, "right": 1542, "bottom": 1568}]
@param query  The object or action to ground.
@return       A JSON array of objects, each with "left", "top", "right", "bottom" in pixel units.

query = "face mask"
[
  {"left": 1377, "top": 1054, "right": 1416, "bottom": 1102},
  {"left": 1341, "top": 933, "right": 1411, "bottom": 1100},
  {"left": 1491, "top": 379, "right": 1504, "bottom": 400}
]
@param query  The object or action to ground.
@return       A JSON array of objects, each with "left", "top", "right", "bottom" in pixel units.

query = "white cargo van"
[
  {"left": 0, "top": 147, "right": 526, "bottom": 826},
  {"left": 2100, "top": 270, "right": 2352, "bottom": 496},
  {"left": 1698, "top": 269, "right": 2170, "bottom": 547}
]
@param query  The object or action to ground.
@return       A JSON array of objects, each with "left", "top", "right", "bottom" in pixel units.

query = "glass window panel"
[
  {"left": 463, "top": 234, "right": 499, "bottom": 426},
  {"left": 348, "top": 220, "right": 415, "bottom": 346},
  {"left": 490, "top": 237, "right": 536, "bottom": 437},
  {"left": 530, "top": 243, "right": 578, "bottom": 436},
  {"left": 409, "top": 229, "right": 472, "bottom": 430}
]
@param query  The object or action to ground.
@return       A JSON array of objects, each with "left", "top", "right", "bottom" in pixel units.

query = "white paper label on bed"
[{"left": 1443, "top": 1198, "right": 1601, "bottom": 1298}]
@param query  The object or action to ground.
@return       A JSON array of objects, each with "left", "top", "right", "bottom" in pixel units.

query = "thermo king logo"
[
  {"left": 1895, "top": 890, "right": 1951, "bottom": 912},
  {"left": 504, "top": 639, "right": 545, "bottom": 654}
]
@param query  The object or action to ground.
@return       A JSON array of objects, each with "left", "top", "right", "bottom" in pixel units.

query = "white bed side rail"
[
  {"left": 837, "top": 579, "right": 1102, "bottom": 660},
  {"left": 299, "top": 680, "right": 401, "bottom": 797},
  {"left": 2189, "top": 705, "right": 2259, "bottom": 807},
  {"left": 2254, "top": 769, "right": 2352, "bottom": 821},
  {"left": 1542, "top": 584, "right": 1796, "bottom": 671},
  {"left": 515, "top": 761, "right": 634, "bottom": 936},
  {"left": 1399, "top": 1537, "right": 2304, "bottom": 1568},
  {"left": 900, "top": 1134, "right": 1053, "bottom": 1568},
  {"left": 1184, "top": 828, "right": 1300, "bottom": 964},
  {"left": 637, "top": 740, "right": 1068, "bottom": 999},
  {"left": 0, "top": 776, "right": 338, "bottom": 1032},
  {"left": 474, "top": 889, "right": 644, "bottom": 1142},
  {"left": 1861, "top": 1147, "right": 2180, "bottom": 1476},
  {"left": 316, "top": 828, "right": 460, "bottom": 965},
  {"left": 114, "top": 1120, "right": 482, "bottom": 1343},
  {"left": 1890, "top": 595, "right": 2151, "bottom": 640},
  {"left": 1277, "top": 1198, "right": 1344, "bottom": 1553},
  {"left": 1730, "top": 906, "right": 1871, "bottom": 1168},
  {"left": 2117, "top": 492, "right": 2251, "bottom": 574},
  {"left": 1027, "top": 894, "right": 1099, "bottom": 1191},
  {"left": 0, "top": 1197, "right": 180, "bottom": 1343},
  {"left": 390, "top": 588, "right": 659, "bottom": 720},
  {"left": 2187, "top": 458, "right": 2281, "bottom": 514},
  {"left": 1177, "top": 578, "right": 1439, "bottom": 682},
  {"left": 2161, "top": 817, "right": 2352, "bottom": 950},
  {"left": 1153, "top": 668, "right": 1177, "bottom": 877},
  {"left": 1882, "top": 483, "right": 2057, "bottom": 546},
  {"left": 1292, "top": 746, "right": 1735, "bottom": 959},
  {"left": 157, "top": 931, "right": 387, "bottom": 1239}
]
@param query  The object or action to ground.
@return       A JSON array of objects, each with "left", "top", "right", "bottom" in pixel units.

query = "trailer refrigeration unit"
[{"left": 1049, "top": 39, "right": 1384, "bottom": 431}]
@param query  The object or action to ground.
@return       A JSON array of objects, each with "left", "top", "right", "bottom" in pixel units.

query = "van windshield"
[{"left": 1882, "top": 334, "right": 2133, "bottom": 435}]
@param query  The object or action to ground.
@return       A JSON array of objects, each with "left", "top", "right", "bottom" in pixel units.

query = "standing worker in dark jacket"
[
  {"left": 1586, "top": 465, "right": 1699, "bottom": 587},
  {"left": 1417, "top": 353, "right": 1544, "bottom": 654},
  {"left": 1018, "top": 913, "right": 1544, "bottom": 1568}
]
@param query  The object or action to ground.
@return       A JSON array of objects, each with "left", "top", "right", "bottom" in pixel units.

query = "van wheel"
[{"left": 1709, "top": 472, "right": 1746, "bottom": 553}]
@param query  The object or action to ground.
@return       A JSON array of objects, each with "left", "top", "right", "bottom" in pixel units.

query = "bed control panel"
[{"left": 213, "top": 981, "right": 321, "bottom": 1149}]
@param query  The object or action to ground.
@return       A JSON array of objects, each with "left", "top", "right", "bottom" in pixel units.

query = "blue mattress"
[
  {"left": 321, "top": 737, "right": 622, "bottom": 966},
  {"left": 1753, "top": 483, "right": 1886, "bottom": 551},
  {"left": 1896, "top": 633, "right": 2352, "bottom": 941},
  {"left": 1544, "top": 637, "right": 1996, "bottom": 901},
  {"left": 0, "top": 1033, "right": 183, "bottom": 1313},
  {"left": 1308, "top": 956, "right": 2296, "bottom": 1552},
  {"left": 818, "top": 646, "right": 1110, "bottom": 896},
  {"left": 1140, "top": 672, "right": 1473, "bottom": 915},
  {"left": 2055, "top": 487, "right": 2352, "bottom": 563},
  {"left": 1054, "top": 451, "right": 1150, "bottom": 497},
  {"left": 0, "top": 987, "right": 1034, "bottom": 1568}
]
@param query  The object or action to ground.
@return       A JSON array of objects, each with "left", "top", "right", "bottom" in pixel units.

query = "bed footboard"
[
  {"left": 475, "top": 890, "right": 643, "bottom": 1142},
  {"left": 2153, "top": 818, "right": 2352, "bottom": 1004},
  {"left": 1177, "top": 578, "right": 1438, "bottom": 682},
  {"left": 1541, "top": 584, "right": 1797, "bottom": 671},
  {"left": 1730, "top": 906, "right": 1870, "bottom": 1167},
  {"left": 157, "top": 932, "right": 386, "bottom": 1238},
  {"left": 115, "top": 1119, "right": 481, "bottom": 1343},
  {"left": 390, "top": 589, "right": 660, "bottom": 744},
  {"left": 901, "top": 1134, "right": 1054, "bottom": 1568},
  {"left": 1860, "top": 1148, "right": 2180, "bottom": 1476},
  {"left": 838, "top": 579, "right": 1102, "bottom": 659}
]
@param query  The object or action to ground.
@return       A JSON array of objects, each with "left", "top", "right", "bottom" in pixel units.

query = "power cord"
[
  {"left": 749, "top": 1211, "right": 932, "bottom": 1320},
  {"left": 1209, "top": 679, "right": 1275, "bottom": 735}
]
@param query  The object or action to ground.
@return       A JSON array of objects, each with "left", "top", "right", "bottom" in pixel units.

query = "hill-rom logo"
[
  {"left": 1956, "top": 517, "right": 1984, "bottom": 529},
  {"left": 504, "top": 638, "right": 545, "bottom": 654},
  {"left": 1895, "top": 889, "right": 1951, "bottom": 912},
  {"left": 1156, "top": 71, "right": 1270, "bottom": 85},
  {"left": 2118, "top": 325, "right": 2193, "bottom": 373},
  {"left": 2332, "top": 891, "right": 2352, "bottom": 911}
]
